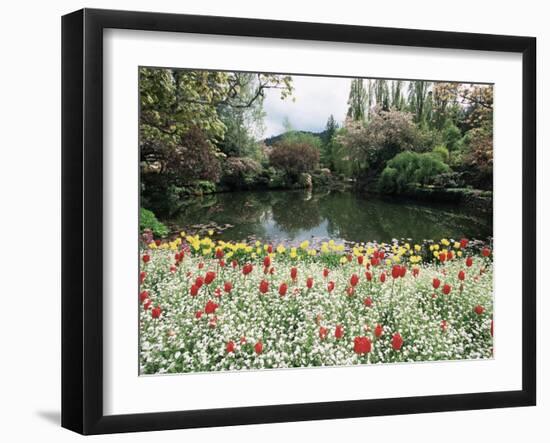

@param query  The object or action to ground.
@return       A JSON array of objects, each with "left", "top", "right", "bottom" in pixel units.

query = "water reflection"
[{"left": 167, "top": 190, "right": 492, "bottom": 244}]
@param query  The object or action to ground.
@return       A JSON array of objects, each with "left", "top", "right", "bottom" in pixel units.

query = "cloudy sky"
[{"left": 261, "top": 75, "right": 352, "bottom": 138}]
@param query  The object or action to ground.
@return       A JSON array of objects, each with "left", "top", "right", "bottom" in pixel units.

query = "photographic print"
[{"left": 138, "top": 68, "right": 494, "bottom": 375}]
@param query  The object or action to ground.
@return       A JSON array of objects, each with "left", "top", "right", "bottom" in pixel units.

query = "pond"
[{"left": 166, "top": 190, "right": 492, "bottom": 245}]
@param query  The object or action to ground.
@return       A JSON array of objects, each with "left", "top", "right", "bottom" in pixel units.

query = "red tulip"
[
  {"left": 364, "top": 297, "right": 373, "bottom": 308},
  {"left": 139, "top": 291, "right": 149, "bottom": 303},
  {"left": 466, "top": 256, "right": 473, "bottom": 267},
  {"left": 327, "top": 281, "right": 335, "bottom": 293},
  {"left": 335, "top": 324, "right": 344, "bottom": 339},
  {"left": 231, "top": 260, "right": 238, "bottom": 269},
  {"left": 306, "top": 277, "right": 314, "bottom": 289},
  {"left": 460, "top": 238, "right": 469, "bottom": 249},
  {"left": 350, "top": 273, "right": 359, "bottom": 287},
  {"left": 374, "top": 324, "right": 384, "bottom": 338},
  {"left": 290, "top": 267, "right": 298, "bottom": 281},
  {"left": 357, "top": 255, "right": 364, "bottom": 265},
  {"left": 353, "top": 336, "right": 372, "bottom": 354},
  {"left": 441, "top": 320, "right": 448, "bottom": 332},
  {"left": 170, "top": 265, "right": 177, "bottom": 273},
  {"left": 458, "top": 270, "right": 465, "bottom": 281},
  {"left": 400, "top": 266, "right": 407, "bottom": 277},
  {"left": 447, "top": 250, "right": 454, "bottom": 261},
  {"left": 319, "top": 326, "right": 328, "bottom": 340},
  {"left": 267, "top": 244, "right": 273, "bottom": 254},
  {"left": 279, "top": 282, "right": 288, "bottom": 296},
  {"left": 439, "top": 252, "right": 446, "bottom": 262},
  {"left": 269, "top": 267, "right": 275, "bottom": 275},
  {"left": 482, "top": 247, "right": 491, "bottom": 257},
  {"left": 392, "top": 265, "right": 401, "bottom": 279},
  {"left": 347, "top": 254, "right": 353, "bottom": 262},
  {"left": 226, "top": 340, "right": 235, "bottom": 353},
  {"left": 391, "top": 332, "right": 403, "bottom": 350},
  {"left": 190, "top": 284, "right": 199, "bottom": 296},
  {"left": 259, "top": 279, "right": 269, "bottom": 294},
  {"left": 371, "top": 257, "right": 380, "bottom": 266},
  {"left": 198, "top": 262, "right": 204, "bottom": 270},
  {"left": 254, "top": 341, "right": 263, "bottom": 354},
  {"left": 380, "top": 272, "right": 386, "bottom": 283},
  {"left": 205, "top": 300, "right": 218, "bottom": 315},
  {"left": 263, "top": 256, "right": 271, "bottom": 268},
  {"left": 154, "top": 239, "right": 161, "bottom": 247},
  {"left": 219, "top": 259, "right": 225, "bottom": 268},
  {"left": 323, "top": 268, "right": 329, "bottom": 278},
  {"left": 151, "top": 306, "right": 161, "bottom": 319},
  {"left": 412, "top": 267, "right": 420, "bottom": 277},
  {"left": 215, "top": 248, "right": 224, "bottom": 259},
  {"left": 142, "top": 254, "right": 150, "bottom": 263},
  {"left": 365, "top": 271, "right": 372, "bottom": 281},
  {"left": 240, "top": 336, "right": 247, "bottom": 344},
  {"left": 346, "top": 286, "right": 355, "bottom": 297},
  {"left": 432, "top": 278, "right": 441, "bottom": 289},
  {"left": 195, "top": 276, "right": 204, "bottom": 288},
  {"left": 204, "top": 271, "right": 216, "bottom": 285},
  {"left": 242, "top": 263, "right": 253, "bottom": 275},
  {"left": 195, "top": 310, "right": 203, "bottom": 319},
  {"left": 224, "top": 281, "right": 232, "bottom": 293},
  {"left": 474, "top": 304, "right": 485, "bottom": 315},
  {"left": 443, "top": 284, "right": 451, "bottom": 295},
  {"left": 140, "top": 271, "right": 146, "bottom": 284},
  {"left": 143, "top": 299, "right": 152, "bottom": 310}
]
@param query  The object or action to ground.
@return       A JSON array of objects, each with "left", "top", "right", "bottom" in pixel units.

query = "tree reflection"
[{"left": 167, "top": 190, "right": 492, "bottom": 244}]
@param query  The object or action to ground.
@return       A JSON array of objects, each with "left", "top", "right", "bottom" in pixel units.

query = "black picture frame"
[{"left": 61, "top": 8, "right": 536, "bottom": 435}]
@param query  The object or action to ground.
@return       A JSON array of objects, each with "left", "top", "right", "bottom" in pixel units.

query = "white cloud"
[{"left": 261, "top": 75, "right": 351, "bottom": 138}]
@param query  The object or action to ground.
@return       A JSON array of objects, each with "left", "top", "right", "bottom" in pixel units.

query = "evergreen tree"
[
  {"left": 373, "top": 79, "right": 390, "bottom": 111},
  {"left": 407, "top": 80, "right": 432, "bottom": 126},
  {"left": 391, "top": 80, "right": 405, "bottom": 110},
  {"left": 322, "top": 114, "right": 339, "bottom": 170},
  {"left": 346, "top": 79, "right": 368, "bottom": 121}
]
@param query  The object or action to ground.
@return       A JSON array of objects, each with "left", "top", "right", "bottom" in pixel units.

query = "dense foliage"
[
  {"left": 140, "top": 68, "right": 293, "bottom": 216},
  {"left": 379, "top": 151, "right": 450, "bottom": 194},
  {"left": 269, "top": 141, "right": 320, "bottom": 180},
  {"left": 139, "top": 69, "right": 493, "bottom": 221},
  {"left": 327, "top": 80, "right": 493, "bottom": 193},
  {"left": 140, "top": 208, "right": 169, "bottom": 238}
]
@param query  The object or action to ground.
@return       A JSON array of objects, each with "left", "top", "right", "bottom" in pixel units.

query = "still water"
[{"left": 167, "top": 190, "right": 492, "bottom": 245}]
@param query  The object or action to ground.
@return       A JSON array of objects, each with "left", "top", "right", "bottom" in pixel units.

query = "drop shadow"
[{"left": 36, "top": 410, "right": 61, "bottom": 426}]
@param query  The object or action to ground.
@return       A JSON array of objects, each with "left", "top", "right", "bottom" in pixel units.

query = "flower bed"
[{"left": 139, "top": 235, "right": 493, "bottom": 374}]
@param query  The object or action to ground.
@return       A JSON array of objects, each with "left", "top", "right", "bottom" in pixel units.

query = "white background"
[{"left": 0, "top": 0, "right": 547, "bottom": 441}]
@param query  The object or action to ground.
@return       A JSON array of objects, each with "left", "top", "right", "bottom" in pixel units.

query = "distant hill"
[{"left": 264, "top": 130, "right": 329, "bottom": 146}]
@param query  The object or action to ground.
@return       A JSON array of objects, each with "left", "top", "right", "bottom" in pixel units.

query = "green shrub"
[
  {"left": 432, "top": 145, "right": 450, "bottom": 163},
  {"left": 378, "top": 151, "right": 450, "bottom": 193},
  {"left": 140, "top": 208, "right": 169, "bottom": 238},
  {"left": 378, "top": 166, "right": 399, "bottom": 194}
]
